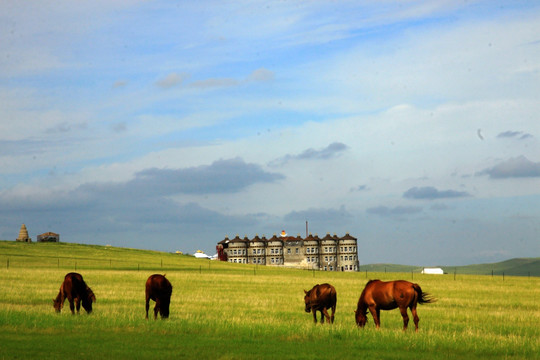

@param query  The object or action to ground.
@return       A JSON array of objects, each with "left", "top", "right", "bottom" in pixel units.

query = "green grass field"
[{"left": 0, "top": 241, "right": 538, "bottom": 359}]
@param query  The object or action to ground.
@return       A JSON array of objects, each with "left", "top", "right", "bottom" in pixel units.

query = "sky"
[{"left": 1, "top": 0, "right": 539, "bottom": 266}]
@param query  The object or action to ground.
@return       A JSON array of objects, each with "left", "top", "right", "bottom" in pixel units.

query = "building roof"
[
  {"left": 38, "top": 232, "right": 59, "bottom": 237},
  {"left": 229, "top": 235, "right": 247, "bottom": 243},
  {"left": 218, "top": 236, "right": 230, "bottom": 245},
  {"left": 340, "top": 233, "right": 357, "bottom": 241},
  {"left": 321, "top": 233, "right": 335, "bottom": 241}
]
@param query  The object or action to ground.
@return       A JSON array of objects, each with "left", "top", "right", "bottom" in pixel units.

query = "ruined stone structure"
[
  {"left": 216, "top": 231, "right": 359, "bottom": 272},
  {"left": 16, "top": 224, "right": 31, "bottom": 242}
]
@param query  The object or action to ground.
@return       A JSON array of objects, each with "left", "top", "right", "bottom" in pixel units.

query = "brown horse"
[
  {"left": 53, "top": 272, "right": 96, "bottom": 314},
  {"left": 355, "top": 280, "right": 435, "bottom": 331},
  {"left": 145, "top": 274, "right": 173, "bottom": 319},
  {"left": 304, "top": 283, "right": 337, "bottom": 324}
]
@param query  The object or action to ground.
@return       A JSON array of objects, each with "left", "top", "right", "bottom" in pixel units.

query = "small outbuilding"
[
  {"left": 421, "top": 267, "right": 444, "bottom": 275},
  {"left": 37, "top": 232, "right": 60, "bottom": 242}
]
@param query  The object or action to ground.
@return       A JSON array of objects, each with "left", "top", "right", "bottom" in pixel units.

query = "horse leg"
[
  {"left": 75, "top": 297, "right": 81, "bottom": 314},
  {"left": 154, "top": 299, "right": 160, "bottom": 320},
  {"left": 68, "top": 297, "right": 75, "bottom": 315},
  {"left": 411, "top": 306, "right": 420, "bottom": 331},
  {"left": 330, "top": 304, "right": 336, "bottom": 324},
  {"left": 399, "top": 306, "right": 410, "bottom": 331},
  {"left": 368, "top": 306, "right": 379, "bottom": 329},
  {"left": 145, "top": 297, "right": 150, "bottom": 319},
  {"left": 321, "top": 308, "right": 331, "bottom": 324}
]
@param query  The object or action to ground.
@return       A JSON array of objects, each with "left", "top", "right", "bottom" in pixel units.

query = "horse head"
[
  {"left": 304, "top": 289, "right": 312, "bottom": 313},
  {"left": 53, "top": 298, "right": 62, "bottom": 313},
  {"left": 354, "top": 308, "right": 368, "bottom": 327}
]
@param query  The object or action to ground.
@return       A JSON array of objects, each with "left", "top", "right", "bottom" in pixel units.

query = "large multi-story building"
[{"left": 216, "top": 231, "right": 359, "bottom": 272}]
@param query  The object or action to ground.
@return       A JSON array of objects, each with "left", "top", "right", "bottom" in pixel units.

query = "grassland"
[{"left": 0, "top": 241, "right": 538, "bottom": 359}]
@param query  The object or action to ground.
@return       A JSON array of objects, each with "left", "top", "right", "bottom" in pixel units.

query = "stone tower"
[{"left": 16, "top": 224, "right": 31, "bottom": 242}]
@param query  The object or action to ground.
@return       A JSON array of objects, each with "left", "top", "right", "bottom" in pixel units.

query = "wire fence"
[{"left": 2, "top": 253, "right": 538, "bottom": 280}]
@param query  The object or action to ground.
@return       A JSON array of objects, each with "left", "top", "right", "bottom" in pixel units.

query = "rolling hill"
[{"left": 361, "top": 258, "right": 540, "bottom": 277}]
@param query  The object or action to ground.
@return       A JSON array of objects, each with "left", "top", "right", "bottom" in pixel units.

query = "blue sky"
[{"left": 1, "top": 1, "right": 539, "bottom": 265}]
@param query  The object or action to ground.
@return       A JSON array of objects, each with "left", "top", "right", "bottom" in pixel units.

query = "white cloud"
[{"left": 155, "top": 72, "right": 188, "bottom": 89}]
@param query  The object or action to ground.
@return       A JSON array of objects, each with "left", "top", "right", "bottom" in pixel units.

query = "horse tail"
[{"left": 413, "top": 283, "right": 436, "bottom": 304}]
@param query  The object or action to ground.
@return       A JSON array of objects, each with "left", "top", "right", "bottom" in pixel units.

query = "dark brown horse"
[
  {"left": 355, "top": 280, "right": 435, "bottom": 331},
  {"left": 53, "top": 272, "right": 96, "bottom": 314},
  {"left": 145, "top": 274, "right": 173, "bottom": 319},
  {"left": 304, "top": 283, "right": 337, "bottom": 324}
]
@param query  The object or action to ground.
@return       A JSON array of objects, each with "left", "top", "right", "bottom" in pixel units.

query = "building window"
[
  {"left": 287, "top": 248, "right": 291, "bottom": 254},
  {"left": 295, "top": 248, "right": 299, "bottom": 254}
]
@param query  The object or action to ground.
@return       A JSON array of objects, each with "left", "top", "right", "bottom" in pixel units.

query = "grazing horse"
[
  {"left": 355, "top": 280, "right": 435, "bottom": 331},
  {"left": 53, "top": 272, "right": 96, "bottom": 314},
  {"left": 304, "top": 283, "right": 337, "bottom": 324},
  {"left": 145, "top": 274, "right": 173, "bottom": 319}
]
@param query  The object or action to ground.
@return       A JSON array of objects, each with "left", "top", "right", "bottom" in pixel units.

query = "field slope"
[{"left": 0, "top": 241, "right": 539, "bottom": 360}]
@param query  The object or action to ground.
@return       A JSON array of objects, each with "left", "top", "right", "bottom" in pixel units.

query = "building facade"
[
  {"left": 216, "top": 232, "right": 359, "bottom": 272},
  {"left": 37, "top": 232, "right": 60, "bottom": 242}
]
